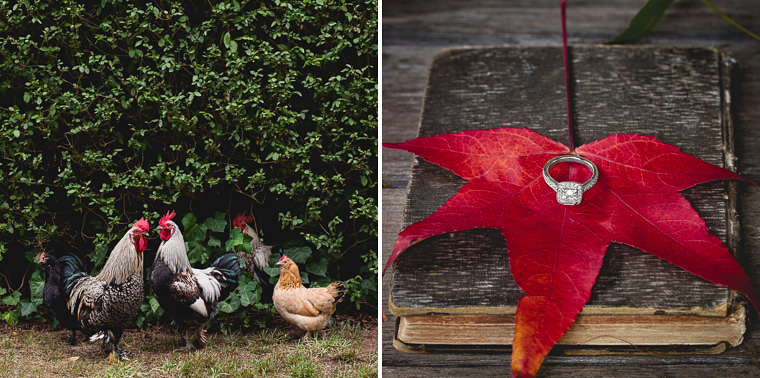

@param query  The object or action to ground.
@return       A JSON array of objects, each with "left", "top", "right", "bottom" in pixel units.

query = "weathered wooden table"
[{"left": 382, "top": 0, "right": 760, "bottom": 376}]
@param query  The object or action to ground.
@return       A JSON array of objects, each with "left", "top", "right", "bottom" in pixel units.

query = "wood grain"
[{"left": 382, "top": 0, "right": 760, "bottom": 376}]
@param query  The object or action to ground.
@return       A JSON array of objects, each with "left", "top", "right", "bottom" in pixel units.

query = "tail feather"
[
  {"left": 211, "top": 253, "right": 242, "bottom": 284},
  {"left": 328, "top": 281, "right": 346, "bottom": 304},
  {"left": 60, "top": 255, "right": 87, "bottom": 297},
  {"left": 211, "top": 254, "right": 241, "bottom": 300}
]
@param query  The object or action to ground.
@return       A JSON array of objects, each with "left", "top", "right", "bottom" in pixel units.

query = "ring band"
[{"left": 542, "top": 155, "right": 598, "bottom": 205}]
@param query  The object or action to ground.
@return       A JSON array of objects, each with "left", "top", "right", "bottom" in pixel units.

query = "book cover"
[{"left": 389, "top": 45, "right": 746, "bottom": 353}]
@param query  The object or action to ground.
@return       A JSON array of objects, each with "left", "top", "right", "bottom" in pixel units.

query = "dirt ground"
[{"left": 0, "top": 314, "right": 378, "bottom": 377}]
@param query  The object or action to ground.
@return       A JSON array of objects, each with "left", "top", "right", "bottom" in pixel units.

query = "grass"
[{"left": 0, "top": 318, "right": 377, "bottom": 378}]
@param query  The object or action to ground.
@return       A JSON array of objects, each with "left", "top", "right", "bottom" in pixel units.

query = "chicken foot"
[
  {"left": 102, "top": 329, "right": 130, "bottom": 361},
  {"left": 196, "top": 326, "right": 207, "bottom": 347}
]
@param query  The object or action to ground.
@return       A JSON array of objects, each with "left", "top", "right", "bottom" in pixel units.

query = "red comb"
[
  {"left": 278, "top": 255, "right": 288, "bottom": 262},
  {"left": 159, "top": 210, "right": 176, "bottom": 227},
  {"left": 233, "top": 212, "right": 254, "bottom": 229},
  {"left": 132, "top": 218, "right": 150, "bottom": 232},
  {"left": 39, "top": 252, "right": 46, "bottom": 262}
]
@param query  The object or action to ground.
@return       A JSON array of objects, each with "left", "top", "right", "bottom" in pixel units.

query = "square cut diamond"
[{"left": 556, "top": 181, "right": 582, "bottom": 205}]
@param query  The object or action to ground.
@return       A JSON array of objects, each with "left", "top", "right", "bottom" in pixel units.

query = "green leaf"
[
  {"left": 0, "top": 287, "right": 6, "bottom": 296},
  {"left": 306, "top": 258, "right": 328, "bottom": 277},
  {"left": 208, "top": 236, "right": 221, "bottom": 248},
  {"left": 204, "top": 212, "right": 226, "bottom": 233},
  {"left": 223, "top": 32, "right": 231, "bottom": 48},
  {"left": 182, "top": 213, "right": 198, "bottom": 229},
  {"left": 219, "top": 294, "right": 240, "bottom": 313},
  {"left": 225, "top": 228, "right": 246, "bottom": 252},
  {"left": 149, "top": 296, "right": 161, "bottom": 313},
  {"left": 20, "top": 300, "right": 38, "bottom": 317},
  {"left": 30, "top": 270, "right": 44, "bottom": 298},
  {"left": 184, "top": 223, "right": 208, "bottom": 243},
  {"left": 609, "top": 0, "right": 675, "bottom": 44},
  {"left": 263, "top": 266, "right": 280, "bottom": 278},
  {"left": 284, "top": 246, "right": 311, "bottom": 264},
  {"left": 186, "top": 241, "right": 211, "bottom": 264},
  {"left": 2, "top": 308, "right": 20, "bottom": 326},
  {"left": 2, "top": 291, "right": 21, "bottom": 306}
]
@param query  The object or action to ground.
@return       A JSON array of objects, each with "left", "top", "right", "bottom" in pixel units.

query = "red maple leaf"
[{"left": 383, "top": 127, "right": 760, "bottom": 378}]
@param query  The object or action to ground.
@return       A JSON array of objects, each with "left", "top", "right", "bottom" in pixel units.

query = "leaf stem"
[
  {"left": 561, "top": 0, "right": 575, "bottom": 151},
  {"left": 700, "top": 0, "right": 760, "bottom": 42}
]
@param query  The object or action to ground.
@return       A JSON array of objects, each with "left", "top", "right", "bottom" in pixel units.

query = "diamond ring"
[{"left": 542, "top": 155, "right": 598, "bottom": 206}]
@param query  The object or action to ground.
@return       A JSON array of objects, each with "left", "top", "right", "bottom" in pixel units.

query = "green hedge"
[{"left": 0, "top": 0, "right": 377, "bottom": 325}]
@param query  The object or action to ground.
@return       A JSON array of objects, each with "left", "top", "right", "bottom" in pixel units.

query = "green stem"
[{"left": 701, "top": 0, "right": 760, "bottom": 42}]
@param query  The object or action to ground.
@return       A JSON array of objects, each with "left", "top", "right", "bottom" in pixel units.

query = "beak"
[
  {"left": 276, "top": 260, "right": 284, "bottom": 266},
  {"left": 156, "top": 225, "right": 162, "bottom": 230}
]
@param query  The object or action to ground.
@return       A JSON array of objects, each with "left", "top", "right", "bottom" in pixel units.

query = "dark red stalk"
[{"left": 560, "top": 0, "right": 574, "bottom": 152}]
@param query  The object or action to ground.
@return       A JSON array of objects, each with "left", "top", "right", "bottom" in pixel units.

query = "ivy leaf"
[
  {"left": 2, "top": 291, "right": 20, "bottom": 306},
  {"left": 225, "top": 228, "right": 247, "bottom": 252},
  {"left": 219, "top": 295, "right": 240, "bottom": 313},
  {"left": 609, "top": 0, "right": 674, "bottom": 44},
  {"left": 20, "top": 300, "right": 38, "bottom": 318},
  {"left": 306, "top": 258, "right": 329, "bottom": 277},
  {"left": 284, "top": 246, "right": 312, "bottom": 264},
  {"left": 384, "top": 127, "right": 760, "bottom": 378},
  {"left": 183, "top": 224, "right": 208, "bottom": 242},
  {"left": 204, "top": 212, "right": 227, "bottom": 233},
  {"left": 182, "top": 213, "right": 197, "bottom": 230},
  {"left": 149, "top": 296, "right": 161, "bottom": 313},
  {"left": 30, "top": 271, "right": 44, "bottom": 298}
]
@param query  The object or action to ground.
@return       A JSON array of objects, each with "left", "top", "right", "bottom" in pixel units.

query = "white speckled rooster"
[{"left": 150, "top": 210, "right": 241, "bottom": 351}]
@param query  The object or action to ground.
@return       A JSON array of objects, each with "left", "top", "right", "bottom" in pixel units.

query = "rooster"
[
  {"left": 150, "top": 210, "right": 241, "bottom": 351},
  {"left": 272, "top": 255, "right": 345, "bottom": 339},
  {"left": 38, "top": 252, "right": 84, "bottom": 345},
  {"left": 63, "top": 218, "right": 149, "bottom": 361},
  {"left": 232, "top": 212, "right": 279, "bottom": 302}
]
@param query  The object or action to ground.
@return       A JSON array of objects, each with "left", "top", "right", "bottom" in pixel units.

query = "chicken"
[
  {"left": 232, "top": 212, "right": 279, "bottom": 302},
  {"left": 38, "top": 252, "right": 84, "bottom": 345},
  {"left": 150, "top": 210, "right": 241, "bottom": 351},
  {"left": 272, "top": 255, "right": 345, "bottom": 339},
  {"left": 63, "top": 218, "right": 149, "bottom": 361}
]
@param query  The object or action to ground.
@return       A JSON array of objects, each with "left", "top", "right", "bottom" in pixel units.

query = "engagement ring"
[{"left": 542, "top": 155, "right": 598, "bottom": 206}]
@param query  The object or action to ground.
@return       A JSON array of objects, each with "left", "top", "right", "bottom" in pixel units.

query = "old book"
[{"left": 389, "top": 46, "right": 747, "bottom": 353}]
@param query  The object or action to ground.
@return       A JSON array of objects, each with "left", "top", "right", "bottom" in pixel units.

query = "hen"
[
  {"left": 150, "top": 210, "right": 241, "bottom": 351},
  {"left": 63, "top": 218, "right": 149, "bottom": 361},
  {"left": 232, "top": 212, "right": 279, "bottom": 302},
  {"left": 38, "top": 252, "right": 84, "bottom": 345},
  {"left": 272, "top": 255, "right": 345, "bottom": 339}
]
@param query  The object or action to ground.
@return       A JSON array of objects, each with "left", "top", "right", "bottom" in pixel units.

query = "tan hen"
[{"left": 272, "top": 255, "right": 345, "bottom": 339}]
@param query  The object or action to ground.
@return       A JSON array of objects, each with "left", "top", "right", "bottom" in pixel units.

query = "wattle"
[
  {"left": 160, "top": 228, "right": 171, "bottom": 241},
  {"left": 136, "top": 235, "right": 147, "bottom": 253}
]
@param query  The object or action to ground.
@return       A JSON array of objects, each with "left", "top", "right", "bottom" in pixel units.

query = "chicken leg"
[
  {"left": 67, "top": 329, "right": 77, "bottom": 346},
  {"left": 174, "top": 329, "right": 193, "bottom": 352}
]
